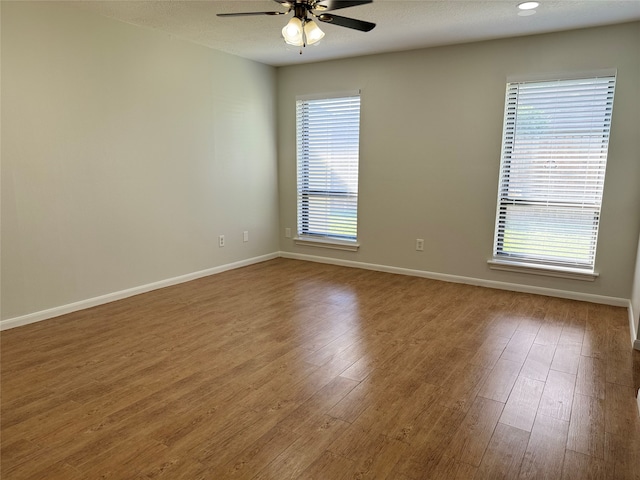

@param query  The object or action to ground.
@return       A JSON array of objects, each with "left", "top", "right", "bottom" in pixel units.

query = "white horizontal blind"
[
  {"left": 494, "top": 75, "right": 616, "bottom": 270},
  {"left": 297, "top": 95, "right": 360, "bottom": 241}
]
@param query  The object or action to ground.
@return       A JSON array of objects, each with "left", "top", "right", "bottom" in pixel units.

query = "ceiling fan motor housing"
[{"left": 294, "top": 3, "right": 309, "bottom": 20}]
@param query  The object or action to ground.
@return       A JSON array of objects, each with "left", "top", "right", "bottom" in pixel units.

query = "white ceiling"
[{"left": 69, "top": 0, "right": 640, "bottom": 66}]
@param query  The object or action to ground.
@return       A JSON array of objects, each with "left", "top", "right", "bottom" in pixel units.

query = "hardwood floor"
[{"left": 2, "top": 258, "right": 639, "bottom": 479}]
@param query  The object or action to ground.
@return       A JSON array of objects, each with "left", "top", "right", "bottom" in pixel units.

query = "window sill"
[
  {"left": 487, "top": 259, "right": 598, "bottom": 281},
  {"left": 294, "top": 236, "right": 360, "bottom": 252}
]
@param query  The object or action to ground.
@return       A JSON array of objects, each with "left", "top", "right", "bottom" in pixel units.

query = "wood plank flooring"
[{"left": 2, "top": 258, "right": 639, "bottom": 479}]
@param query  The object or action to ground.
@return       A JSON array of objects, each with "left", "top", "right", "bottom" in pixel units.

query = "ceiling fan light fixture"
[
  {"left": 220, "top": 1, "right": 376, "bottom": 52},
  {"left": 304, "top": 20, "right": 325, "bottom": 45},
  {"left": 282, "top": 16, "right": 303, "bottom": 46}
]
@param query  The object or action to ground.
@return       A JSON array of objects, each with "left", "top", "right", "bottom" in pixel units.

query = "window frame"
[
  {"left": 489, "top": 70, "right": 617, "bottom": 281},
  {"left": 294, "top": 91, "right": 361, "bottom": 251}
]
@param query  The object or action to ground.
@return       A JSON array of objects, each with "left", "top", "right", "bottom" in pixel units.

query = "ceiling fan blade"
[
  {"left": 217, "top": 11, "right": 288, "bottom": 17},
  {"left": 313, "top": 0, "right": 372, "bottom": 12},
  {"left": 317, "top": 13, "right": 376, "bottom": 32}
]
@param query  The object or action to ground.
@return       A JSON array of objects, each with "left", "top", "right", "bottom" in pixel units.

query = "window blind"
[
  {"left": 297, "top": 95, "right": 360, "bottom": 241},
  {"left": 493, "top": 75, "right": 616, "bottom": 271}
]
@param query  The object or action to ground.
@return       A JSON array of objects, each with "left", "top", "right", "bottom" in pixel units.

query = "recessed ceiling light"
[{"left": 518, "top": 1, "right": 540, "bottom": 10}]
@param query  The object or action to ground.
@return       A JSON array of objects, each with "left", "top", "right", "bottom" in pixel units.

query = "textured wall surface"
[{"left": 1, "top": 2, "right": 279, "bottom": 319}]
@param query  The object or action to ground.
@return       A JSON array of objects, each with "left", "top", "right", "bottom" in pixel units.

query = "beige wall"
[
  {"left": 1, "top": 2, "right": 279, "bottom": 320},
  {"left": 278, "top": 22, "right": 640, "bottom": 301},
  {"left": 2, "top": 3, "right": 639, "bottom": 324}
]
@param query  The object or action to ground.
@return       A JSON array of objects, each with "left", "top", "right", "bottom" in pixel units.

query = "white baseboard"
[
  {"left": 3, "top": 251, "right": 635, "bottom": 341},
  {"left": 280, "top": 251, "right": 629, "bottom": 308},
  {"left": 629, "top": 301, "right": 640, "bottom": 351},
  {"left": 0, "top": 253, "right": 279, "bottom": 331}
]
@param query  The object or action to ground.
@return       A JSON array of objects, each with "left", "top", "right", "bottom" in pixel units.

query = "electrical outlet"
[
  {"left": 218, "top": 235, "right": 225, "bottom": 247},
  {"left": 416, "top": 238, "right": 424, "bottom": 251},
  {"left": 243, "top": 231, "right": 249, "bottom": 242},
  {"left": 285, "top": 228, "right": 291, "bottom": 238}
]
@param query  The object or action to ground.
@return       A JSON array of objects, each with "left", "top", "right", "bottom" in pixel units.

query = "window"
[
  {"left": 491, "top": 73, "right": 616, "bottom": 279},
  {"left": 296, "top": 93, "right": 361, "bottom": 250}
]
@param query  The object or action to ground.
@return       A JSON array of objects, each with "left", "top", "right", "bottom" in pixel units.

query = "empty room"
[{"left": 2, "top": 1, "right": 640, "bottom": 479}]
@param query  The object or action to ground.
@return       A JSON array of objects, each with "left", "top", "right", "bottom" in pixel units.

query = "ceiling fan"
[{"left": 217, "top": 0, "right": 376, "bottom": 47}]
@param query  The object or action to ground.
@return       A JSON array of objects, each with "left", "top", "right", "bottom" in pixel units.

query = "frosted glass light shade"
[
  {"left": 282, "top": 17, "right": 303, "bottom": 46},
  {"left": 304, "top": 20, "right": 325, "bottom": 45}
]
